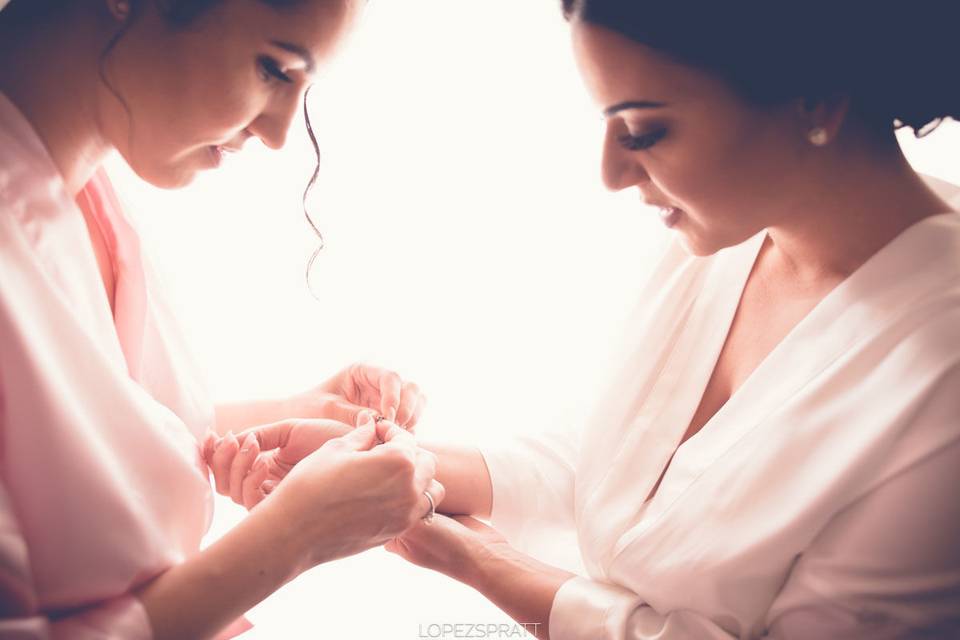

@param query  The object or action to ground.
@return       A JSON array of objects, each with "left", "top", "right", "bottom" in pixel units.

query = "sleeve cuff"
[
  {"left": 51, "top": 595, "right": 153, "bottom": 640},
  {"left": 549, "top": 576, "right": 644, "bottom": 640},
  {"left": 479, "top": 443, "right": 534, "bottom": 542}
]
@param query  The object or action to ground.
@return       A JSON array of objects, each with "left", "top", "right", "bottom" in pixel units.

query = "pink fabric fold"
[{"left": 76, "top": 168, "right": 148, "bottom": 380}]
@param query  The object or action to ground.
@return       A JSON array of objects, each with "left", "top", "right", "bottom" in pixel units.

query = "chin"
[
  {"left": 130, "top": 160, "right": 200, "bottom": 190},
  {"left": 677, "top": 232, "right": 723, "bottom": 257},
  {"left": 676, "top": 217, "right": 759, "bottom": 257}
]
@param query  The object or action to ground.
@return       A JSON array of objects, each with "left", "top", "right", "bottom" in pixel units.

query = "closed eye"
[
  {"left": 257, "top": 55, "right": 293, "bottom": 84},
  {"left": 617, "top": 128, "right": 667, "bottom": 152}
]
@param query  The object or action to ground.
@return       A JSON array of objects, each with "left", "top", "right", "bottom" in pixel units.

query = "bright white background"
[{"left": 106, "top": 1, "right": 960, "bottom": 638}]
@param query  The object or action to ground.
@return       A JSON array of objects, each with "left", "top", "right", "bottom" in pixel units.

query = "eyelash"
[
  {"left": 617, "top": 128, "right": 667, "bottom": 152},
  {"left": 257, "top": 56, "right": 293, "bottom": 84}
]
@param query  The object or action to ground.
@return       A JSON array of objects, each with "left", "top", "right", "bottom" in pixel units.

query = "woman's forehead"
[{"left": 217, "top": 0, "right": 358, "bottom": 61}]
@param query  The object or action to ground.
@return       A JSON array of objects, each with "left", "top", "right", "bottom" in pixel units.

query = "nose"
[
  {"left": 601, "top": 122, "right": 649, "bottom": 192},
  {"left": 248, "top": 88, "right": 305, "bottom": 150}
]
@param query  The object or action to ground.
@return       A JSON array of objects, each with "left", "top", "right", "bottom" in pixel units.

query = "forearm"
[
  {"left": 136, "top": 497, "right": 305, "bottom": 640},
  {"left": 461, "top": 546, "right": 575, "bottom": 640},
  {"left": 422, "top": 441, "right": 493, "bottom": 518},
  {"left": 214, "top": 399, "right": 292, "bottom": 435}
]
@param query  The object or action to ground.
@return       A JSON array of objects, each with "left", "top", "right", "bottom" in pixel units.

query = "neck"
[
  {"left": 762, "top": 136, "right": 950, "bottom": 286},
  {"left": 0, "top": 8, "right": 113, "bottom": 196}
]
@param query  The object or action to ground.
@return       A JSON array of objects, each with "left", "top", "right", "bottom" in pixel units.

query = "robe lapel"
[
  {"left": 610, "top": 212, "right": 960, "bottom": 562},
  {"left": 0, "top": 97, "right": 127, "bottom": 373},
  {"left": 577, "top": 232, "right": 765, "bottom": 574},
  {"left": 82, "top": 169, "right": 148, "bottom": 380}
]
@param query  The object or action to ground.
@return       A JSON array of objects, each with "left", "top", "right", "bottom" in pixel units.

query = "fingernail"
[
  {"left": 240, "top": 433, "right": 254, "bottom": 454},
  {"left": 357, "top": 411, "right": 374, "bottom": 427}
]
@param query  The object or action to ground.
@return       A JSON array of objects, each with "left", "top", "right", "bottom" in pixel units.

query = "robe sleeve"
[
  {"left": 480, "top": 424, "right": 581, "bottom": 545},
  {"left": 548, "top": 365, "right": 960, "bottom": 640},
  {"left": 0, "top": 480, "right": 154, "bottom": 640},
  {"left": 481, "top": 240, "right": 683, "bottom": 548}
]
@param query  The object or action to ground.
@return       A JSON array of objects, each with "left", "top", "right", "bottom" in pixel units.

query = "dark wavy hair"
[
  {"left": 2, "top": 0, "right": 326, "bottom": 292},
  {"left": 561, "top": 0, "right": 959, "bottom": 137}
]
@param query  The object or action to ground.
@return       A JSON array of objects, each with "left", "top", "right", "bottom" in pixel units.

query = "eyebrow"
[
  {"left": 270, "top": 40, "right": 316, "bottom": 73},
  {"left": 603, "top": 100, "right": 668, "bottom": 118}
]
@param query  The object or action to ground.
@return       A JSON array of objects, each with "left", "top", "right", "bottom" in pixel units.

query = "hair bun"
[{"left": 563, "top": 0, "right": 960, "bottom": 136}]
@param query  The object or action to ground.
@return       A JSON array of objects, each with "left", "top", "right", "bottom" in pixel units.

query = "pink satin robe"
[{"left": 0, "top": 93, "right": 248, "bottom": 638}]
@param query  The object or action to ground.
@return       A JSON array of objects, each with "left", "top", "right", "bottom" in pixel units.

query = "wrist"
[
  {"left": 458, "top": 542, "right": 573, "bottom": 639},
  {"left": 253, "top": 490, "right": 327, "bottom": 577},
  {"left": 264, "top": 473, "right": 367, "bottom": 572},
  {"left": 459, "top": 540, "right": 523, "bottom": 589},
  {"left": 470, "top": 543, "right": 573, "bottom": 593}
]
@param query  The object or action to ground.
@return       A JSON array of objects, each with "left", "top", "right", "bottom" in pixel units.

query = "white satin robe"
[
  {"left": 483, "top": 188, "right": 960, "bottom": 639},
  {"left": 0, "top": 93, "right": 220, "bottom": 637}
]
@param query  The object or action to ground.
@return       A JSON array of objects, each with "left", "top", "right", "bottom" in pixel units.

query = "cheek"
[
  {"left": 120, "top": 44, "right": 260, "bottom": 150},
  {"left": 158, "top": 66, "right": 259, "bottom": 149},
  {"left": 656, "top": 124, "right": 792, "bottom": 221},
  {"left": 650, "top": 142, "right": 741, "bottom": 213},
  {"left": 646, "top": 126, "right": 794, "bottom": 254}
]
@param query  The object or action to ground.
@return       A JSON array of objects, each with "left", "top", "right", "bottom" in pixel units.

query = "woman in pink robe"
[{"left": 0, "top": 1, "right": 442, "bottom": 638}]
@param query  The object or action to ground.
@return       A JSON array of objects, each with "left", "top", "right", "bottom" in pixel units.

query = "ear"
[{"left": 796, "top": 94, "right": 851, "bottom": 147}]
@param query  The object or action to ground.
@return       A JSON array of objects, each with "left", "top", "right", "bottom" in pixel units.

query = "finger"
[
  {"left": 427, "top": 478, "right": 445, "bottom": 509},
  {"left": 410, "top": 393, "right": 427, "bottom": 430},
  {"left": 242, "top": 458, "right": 270, "bottom": 510},
  {"left": 319, "top": 394, "right": 369, "bottom": 426},
  {"left": 229, "top": 433, "right": 260, "bottom": 505},
  {"left": 201, "top": 431, "right": 216, "bottom": 463},
  {"left": 413, "top": 448, "right": 438, "bottom": 493},
  {"left": 211, "top": 431, "right": 240, "bottom": 496},
  {"left": 396, "top": 382, "right": 422, "bottom": 428},
  {"left": 348, "top": 363, "right": 395, "bottom": 408},
  {"left": 373, "top": 369, "right": 402, "bottom": 422},
  {"left": 384, "top": 536, "right": 415, "bottom": 559},
  {"left": 235, "top": 421, "right": 292, "bottom": 452},
  {"left": 323, "top": 423, "right": 377, "bottom": 453},
  {"left": 376, "top": 419, "right": 415, "bottom": 447},
  {"left": 420, "top": 479, "right": 445, "bottom": 521}
]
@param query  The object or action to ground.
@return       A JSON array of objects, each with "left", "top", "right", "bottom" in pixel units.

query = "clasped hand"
[{"left": 203, "top": 362, "right": 426, "bottom": 509}]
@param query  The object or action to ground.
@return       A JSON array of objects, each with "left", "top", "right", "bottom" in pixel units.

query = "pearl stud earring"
[{"left": 808, "top": 127, "right": 829, "bottom": 146}]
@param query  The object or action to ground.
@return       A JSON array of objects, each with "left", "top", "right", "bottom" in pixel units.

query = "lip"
[
  {"left": 643, "top": 199, "right": 684, "bottom": 229},
  {"left": 656, "top": 206, "right": 683, "bottom": 228}
]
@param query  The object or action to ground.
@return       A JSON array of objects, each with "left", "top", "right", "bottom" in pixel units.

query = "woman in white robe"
[{"left": 213, "top": 1, "right": 960, "bottom": 638}]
